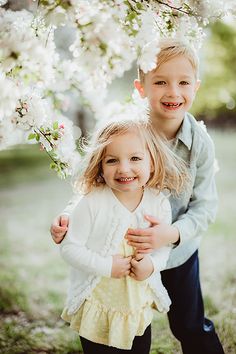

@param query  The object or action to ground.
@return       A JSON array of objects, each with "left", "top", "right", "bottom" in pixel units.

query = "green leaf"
[
  {"left": 52, "top": 132, "right": 59, "bottom": 140},
  {"left": 50, "top": 162, "right": 58, "bottom": 170},
  {"left": 28, "top": 133, "right": 36, "bottom": 140},
  {"left": 136, "top": 3, "right": 143, "bottom": 11},
  {"left": 53, "top": 121, "right": 59, "bottom": 130}
]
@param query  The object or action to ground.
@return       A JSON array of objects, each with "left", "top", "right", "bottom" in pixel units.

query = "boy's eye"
[
  {"left": 180, "top": 81, "right": 190, "bottom": 85},
  {"left": 131, "top": 156, "right": 142, "bottom": 161},
  {"left": 155, "top": 81, "right": 166, "bottom": 85},
  {"left": 106, "top": 158, "right": 117, "bottom": 164}
]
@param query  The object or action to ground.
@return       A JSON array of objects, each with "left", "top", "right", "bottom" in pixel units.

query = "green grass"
[
  {"left": 0, "top": 144, "right": 56, "bottom": 187},
  {"left": 0, "top": 130, "right": 236, "bottom": 353}
]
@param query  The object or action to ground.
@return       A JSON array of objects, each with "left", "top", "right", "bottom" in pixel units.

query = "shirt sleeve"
[
  {"left": 149, "top": 195, "right": 172, "bottom": 272},
  {"left": 60, "top": 195, "right": 113, "bottom": 277},
  {"left": 61, "top": 193, "right": 82, "bottom": 216},
  {"left": 172, "top": 135, "right": 218, "bottom": 245}
]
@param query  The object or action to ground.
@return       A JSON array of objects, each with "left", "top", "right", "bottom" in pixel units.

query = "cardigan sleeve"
[
  {"left": 62, "top": 193, "right": 82, "bottom": 215},
  {"left": 149, "top": 194, "right": 172, "bottom": 272},
  {"left": 60, "top": 194, "right": 113, "bottom": 277}
]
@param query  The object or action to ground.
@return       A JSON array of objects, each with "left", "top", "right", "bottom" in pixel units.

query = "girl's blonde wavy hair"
[{"left": 73, "top": 116, "right": 190, "bottom": 195}]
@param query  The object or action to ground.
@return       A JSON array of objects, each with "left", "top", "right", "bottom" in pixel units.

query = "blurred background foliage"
[{"left": 192, "top": 19, "right": 236, "bottom": 127}]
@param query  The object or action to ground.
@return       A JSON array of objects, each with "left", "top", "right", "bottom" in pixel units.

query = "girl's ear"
[{"left": 134, "top": 79, "right": 146, "bottom": 98}]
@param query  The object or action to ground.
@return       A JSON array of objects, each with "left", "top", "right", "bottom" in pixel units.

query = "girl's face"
[{"left": 101, "top": 130, "right": 153, "bottom": 198}]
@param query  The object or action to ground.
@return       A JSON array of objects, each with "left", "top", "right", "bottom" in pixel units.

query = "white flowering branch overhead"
[{"left": 0, "top": 0, "right": 235, "bottom": 178}]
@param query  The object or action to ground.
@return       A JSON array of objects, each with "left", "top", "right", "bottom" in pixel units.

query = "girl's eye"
[
  {"left": 106, "top": 158, "right": 117, "bottom": 164},
  {"left": 180, "top": 81, "right": 189, "bottom": 85},
  {"left": 155, "top": 81, "right": 166, "bottom": 85},
  {"left": 131, "top": 156, "right": 141, "bottom": 161}
]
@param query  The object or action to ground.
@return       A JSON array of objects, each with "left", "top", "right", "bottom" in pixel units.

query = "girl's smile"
[{"left": 101, "top": 129, "right": 153, "bottom": 204}]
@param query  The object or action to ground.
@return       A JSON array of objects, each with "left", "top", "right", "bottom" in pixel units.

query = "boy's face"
[{"left": 135, "top": 55, "right": 200, "bottom": 125}]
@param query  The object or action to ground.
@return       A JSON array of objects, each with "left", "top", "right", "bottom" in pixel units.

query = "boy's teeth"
[
  {"left": 164, "top": 103, "right": 180, "bottom": 107},
  {"left": 119, "top": 177, "right": 134, "bottom": 181}
]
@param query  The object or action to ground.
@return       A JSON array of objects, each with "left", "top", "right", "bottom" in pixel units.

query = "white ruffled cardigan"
[{"left": 60, "top": 186, "right": 172, "bottom": 315}]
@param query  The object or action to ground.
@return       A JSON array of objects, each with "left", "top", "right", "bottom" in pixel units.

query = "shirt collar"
[{"left": 175, "top": 113, "right": 192, "bottom": 150}]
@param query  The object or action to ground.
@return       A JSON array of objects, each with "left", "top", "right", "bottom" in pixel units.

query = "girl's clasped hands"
[{"left": 111, "top": 250, "right": 154, "bottom": 281}]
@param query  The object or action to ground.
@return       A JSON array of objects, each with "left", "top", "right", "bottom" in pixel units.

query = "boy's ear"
[
  {"left": 134, "top": 79, "right": 146, "bottom": 98},
  {"left": 195, "top": 79, "right": 201, "bottom": 93}
]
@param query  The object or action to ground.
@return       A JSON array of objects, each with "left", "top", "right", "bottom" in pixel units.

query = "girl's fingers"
[
  {"left": 128, "top": 242, "right": 151, "bottom": 249},
  {"left": 136, "top": 248, "right": 153, "bottom": 254}
]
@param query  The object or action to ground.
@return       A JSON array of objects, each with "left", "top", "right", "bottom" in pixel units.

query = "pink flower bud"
[{"left": 59, "top": 124, "right": 65, "bottom": 129}]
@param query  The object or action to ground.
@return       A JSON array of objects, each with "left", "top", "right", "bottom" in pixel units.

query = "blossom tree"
[{"left": 0, "top": 0, "right": 235, "bottom": 178}]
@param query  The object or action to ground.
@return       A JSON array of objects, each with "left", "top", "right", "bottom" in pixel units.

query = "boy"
[{"left": 50, "top": 40, "right": 224, "bottom": 354}]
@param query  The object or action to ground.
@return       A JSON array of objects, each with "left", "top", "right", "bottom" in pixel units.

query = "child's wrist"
[{"left": 170, "top": 226, "right": 180, "bottom": 245}]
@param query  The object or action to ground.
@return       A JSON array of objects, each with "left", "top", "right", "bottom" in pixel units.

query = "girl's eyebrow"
[
  {"left": 104, "top": 152, "right": 145, "bottom": 158},
  {"left": 104, "top": 154, "right": 116, "bottom": 158}
]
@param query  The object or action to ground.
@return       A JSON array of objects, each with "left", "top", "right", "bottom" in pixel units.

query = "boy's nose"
[{"left": 166, "top": 84, "right": 180, "bottom": 98}]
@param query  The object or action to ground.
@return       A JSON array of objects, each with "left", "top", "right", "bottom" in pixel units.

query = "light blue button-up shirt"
[{"left": 166, "top": 112, "right": 218, "bottom": 269}]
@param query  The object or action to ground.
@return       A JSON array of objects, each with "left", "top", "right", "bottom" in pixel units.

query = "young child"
[
  {"left": 51, "top": 39, "right": 224, "bottom": 354},
  {"left": 59, "top": 115, "right": 188, "bottom": 354}
]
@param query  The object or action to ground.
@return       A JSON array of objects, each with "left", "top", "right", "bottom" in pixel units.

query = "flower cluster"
[{"left": 0, "top": 0, "right": 235, "bottom": 178}]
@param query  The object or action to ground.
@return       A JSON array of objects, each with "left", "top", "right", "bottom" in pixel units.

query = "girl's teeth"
[{"left": 119, "top": 177, "right": 134, "bottom": 181}]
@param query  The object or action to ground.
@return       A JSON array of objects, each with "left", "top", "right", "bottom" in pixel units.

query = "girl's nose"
[{"left": 118, "top": 160, "right": 130, "bottom": 173}]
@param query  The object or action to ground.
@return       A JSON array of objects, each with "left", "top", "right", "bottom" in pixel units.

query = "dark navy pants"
[
  {"left": 80, "top": 324, "right": 151, "bottom": 353},
  {"left": 161, "top": 250, "right": 225, "bottom": 354}
]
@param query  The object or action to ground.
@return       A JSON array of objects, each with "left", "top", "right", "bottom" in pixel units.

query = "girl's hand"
[
  {"left": 130, "top": 255, "right": 154, "bottom": 281},
  {"left": 125, "top": 215, "right": 179, "bottom": 253},
  {"left": 50, "top": 215, "right": 69, "bottom": 244},
  {"left": 111, "top": 254, "right": 132, "bottom": 278}
]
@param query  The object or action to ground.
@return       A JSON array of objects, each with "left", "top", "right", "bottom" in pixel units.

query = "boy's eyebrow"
[
  {"left": 152, "top": 73, "right": 193, "bottom": 78},
  {"left": 151, "top": 74, "right": 194, "bottom": 80}
]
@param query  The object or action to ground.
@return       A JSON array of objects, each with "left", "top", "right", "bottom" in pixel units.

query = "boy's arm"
[{"left": 172, "top": 136, "right": 218, "bottom": 245}]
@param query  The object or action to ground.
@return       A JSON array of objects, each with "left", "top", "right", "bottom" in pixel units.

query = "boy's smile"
[{"left": 135, "top": 55, "right": 200, "bottom": 131}]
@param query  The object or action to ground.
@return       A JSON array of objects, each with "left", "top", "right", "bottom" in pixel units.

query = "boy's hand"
[
  {"left": 50, "top": 215, "right": 69, "bottom": 244},
  {"left": 125, "top": 215, "right": 179, "bottom": 253},
  {"left": 130, "top": 254, "right": 154, "bottom": 281},
  {"left": 111, "top": 254, "right": 132, "bottom": 278}
]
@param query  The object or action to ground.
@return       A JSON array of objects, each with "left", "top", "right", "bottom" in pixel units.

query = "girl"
[{"left": 60, "top": 115, "right": 188, "bottom": 354}]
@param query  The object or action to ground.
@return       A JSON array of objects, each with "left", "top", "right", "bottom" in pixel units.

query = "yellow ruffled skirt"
[{"left": 62, "top": 242, "right": 154, "bottom": 349}]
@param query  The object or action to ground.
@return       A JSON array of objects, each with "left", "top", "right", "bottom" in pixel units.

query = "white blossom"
[
  {"left": 137, "top": 41, "right": 161, "bottom": 73},
  {"left": 0, "top": 1, "right": 235, "bottom": 178},
  {"left": 0, "top": 71, "right": 21, "bottom": 121}
]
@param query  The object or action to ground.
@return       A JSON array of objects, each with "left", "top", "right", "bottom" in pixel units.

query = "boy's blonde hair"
[
  {"left": 74, "top": 116, "right": 190, "bottom": 195},
  {"left": 138, "top": 38, "right": 199, "bottom": 82}
]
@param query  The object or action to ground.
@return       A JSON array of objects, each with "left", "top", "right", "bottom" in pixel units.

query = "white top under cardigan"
[{"left": 60, "top": 186, "right": 172, "bottom": 315}]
